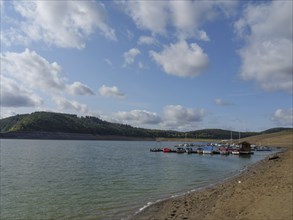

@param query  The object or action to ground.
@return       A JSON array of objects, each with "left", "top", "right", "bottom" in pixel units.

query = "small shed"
[{"left": 239, "top": 141, "right": 251, "bottom": 152}]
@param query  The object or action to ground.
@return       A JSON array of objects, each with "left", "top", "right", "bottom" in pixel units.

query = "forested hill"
[
  {"left": 0, "top": 112, "right": 291, "bottom": 140},
  {"left": 0, "top": 112, "right": 179, "bottom": 139}
]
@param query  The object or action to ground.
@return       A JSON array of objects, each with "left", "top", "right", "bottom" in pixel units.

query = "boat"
[
  {"left": 196, "top": 147, "right": 204, "bottom": 154},
  {"left": 176, "top": 147, "right": 186, "bottom": 153},
  {"left": 231, "top": 150, "right": 239, "bottom": 155},
  {"left": 219, "top": 146, "right": 229, "bottom": 155},
  {"left": 163, "top": 148, "right": 172, "bottom": 153},
  {"left": 239, "top": 151, "right": 254, "bottom": 155},
  {"left": 150, "top": 148, "right": 162, "bottom": 152},
  {"left": 185, "top": 147, "right": 193, "bottom": 154},
  {"left": 203, "top": 146, "right": 213, "bottom": 154},
  {"left": 255, "top": 146, "right": 272, "bottom": 151}
]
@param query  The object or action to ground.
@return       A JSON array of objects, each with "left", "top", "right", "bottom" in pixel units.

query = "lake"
[{"left": 0, "top": 139, "right": 274, "bottom": 219}]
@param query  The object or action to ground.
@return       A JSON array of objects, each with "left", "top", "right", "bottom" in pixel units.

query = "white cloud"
[
  {"left": 196, "top": 30, "right": 210, "bottom": 42},
  {"left": 113, "top": 110, "right": 162, "bottom": 125},
  {"left": 235, "top": 1, "right": 293, "bottom": 93},
  {"left": 1, "top": 49, "right": 93, "bottom": 96},
  {"left": 53, "top": 97, "right": 89, "bottom": 114},
  {"left": 1, "top": 48, "right": 65, "bottom": 91},
  {"left": 0, "top": 110, "right": 18, "bottom": 119},
  {"left": 123, "top": 1, "right": 237, "bottom": 40},
  {"left": 123, "top": 1, "right": 168, "bottom": 35},
  {"left": 168, "top": 1, "right": 207, "bottom": 39},
  {"left": 67, "top": 82, "right": 95, "bottom": 96},
  {"left": 150, "top": 40, "right": 209, "bottom": 77},
  {"left": 2, "top": 1, "right": 116, "bottom": 49},
  {"left": 272, "top": 108, "right": 293, "bottom": 126},
  {"left": 138, "top": 36, "right": 157, "bottom": 45},
  {"left": 99, "top": 85, "right": 125, "bottom": 99},
  {"left": 215, "top": 98, "right": 233, "bottom": 106},
  {"left": 107, "top": 105, "right": 205, "bottom": 131},
  {"left": 123, "top": 48, "right": 141, "bottom": 65},
  {"left": 0, "top": 75, "right": 43, "bottom": 107},
  {"left": 162, "top": 105, "right": 205, "bottom": 131}
]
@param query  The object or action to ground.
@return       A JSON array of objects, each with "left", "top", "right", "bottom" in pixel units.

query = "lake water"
[{"left": 0, "top": 139, "right": 274, "bottom": 220}]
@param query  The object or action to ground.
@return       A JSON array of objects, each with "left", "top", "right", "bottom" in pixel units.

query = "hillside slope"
[
  {"left": 0, "top": 111, "right": 292, "bottom": 140},
  {"left": 241, "top": 130, "right": 293, "bottom": 148},
  {"left": 0, "top": 112, "right": 178, "bottom": 138}
]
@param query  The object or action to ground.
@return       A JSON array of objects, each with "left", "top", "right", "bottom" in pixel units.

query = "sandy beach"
[{"left": 132, "top": 149, "right": 292, "bottom": 220}]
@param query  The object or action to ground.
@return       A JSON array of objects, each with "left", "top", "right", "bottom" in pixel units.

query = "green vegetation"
[
  {"left": 0, "top": 111, "right": 292, "bottom": 140},
  {"left": 0, "top": 112, "right": 177, "bottom": 138}
]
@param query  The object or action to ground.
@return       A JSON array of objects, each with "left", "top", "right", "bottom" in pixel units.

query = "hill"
[
  {"left": 241, "top": 130, "right": 293, "bottom": 148},
  {"left": 0, "top": 112, "right": 182, "bottom": 139},
  {"left": 0, "top": 111, "right": 292, "bottom": 140}
]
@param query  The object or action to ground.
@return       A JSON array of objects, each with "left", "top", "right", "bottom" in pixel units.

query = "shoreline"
[
  {"left": 131, "top": 149, "right": 292, "bottom": 220},
  {"left": 0, "top": 131, "right": 215, "bottom": 142},
  {"left": 133, "top": 155, "right": 268, "bottom": 216}
]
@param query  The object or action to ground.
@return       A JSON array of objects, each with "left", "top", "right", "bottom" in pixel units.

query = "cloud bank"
[
  {"left": 150, "top": 40, "right": 209, "bottom": 77},
  {"left": 123, "top": 1, "right": 237, "bottom": 40},
  {"left": 53, "top": 97, "right": 89, "bottom": 114},
  {"left": 111, "top": 105, "right": 205, "bottom": 131},
  {"left": 2, "top": 1, "right": 116, "bottom": 49},
  {"left": 1, "top": 49, "right": 94, "bottom": 96},
  {"left": 1, "top": 76, "right": 43, "bottom": 107},
  {"left": 162, "top": 105, "right": 205, "bottom": 130},
  {"left": 99, "top": 85, "right": 125, "bottom": 99},
  {"left": 272, "top": 108, "right": 293, "bottom": 126},
  {"left": 235, "top": 1, "right": 293, "bottom": 93},
  {"left": 1, "top": 49, "right": 94, "bottom": 114},
  {"left": 113, "top": 110, "right": 162, "bottom": 126}
]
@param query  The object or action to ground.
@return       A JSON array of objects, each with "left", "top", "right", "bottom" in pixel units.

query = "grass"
[{"left": 240, "top": 130, "right": 293, "bottom": 148}]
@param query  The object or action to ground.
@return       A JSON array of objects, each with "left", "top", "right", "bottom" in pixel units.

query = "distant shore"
[
  {"left": 0, "top": 131, "right": 155, "bottom": 141},
  {"left": 132, "top": 149, "right": 292, "bottom": 220},
  {"left": 0, "top": 131, "right": 218, "bottom": 142}
]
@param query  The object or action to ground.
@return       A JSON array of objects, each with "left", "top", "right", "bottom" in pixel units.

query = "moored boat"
[
  {"left": 176, "top": 147, "right": 186, "bottom": 153},
  {"left": 255, "top": 146, "right": 272, "bottom": 151},
  {"left": 196, "top": 147, "right": 204, "bottom": 154},
  {"left": 231, "top": 150, "right": 239, "bottom": 155},
  {"left": 219, "top": 146, "right": 229, "bottom": 155},
  {"left": 239, "top": 151, "right": 254, "bottom": 155},
  {"left": 203, "top": 146, "right": 213, "bottom": 154},
  {"left": 185, "top": 147, "right": 193, "bottom": 154},
  {"left": 163, "top": 147, "right": 172, "bottom": 153},
  {"left": 150, "top": 148, "right": 162, "bottom": 152}
]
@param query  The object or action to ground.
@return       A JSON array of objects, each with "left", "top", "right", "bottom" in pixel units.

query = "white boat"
[{"left": 231, "top": 150, "right": 239, "bottom": 155}]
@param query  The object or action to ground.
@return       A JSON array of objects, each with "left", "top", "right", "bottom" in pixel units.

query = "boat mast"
[
  {"left": 230, "top": 130, "right": 233, "bottom": 145},
  {"left": 239, "top": 131, "right": 241, "bottom": 143}
]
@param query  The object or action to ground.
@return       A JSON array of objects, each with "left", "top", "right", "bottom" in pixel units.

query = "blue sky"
[{"left": 1, "top": 0, "right": 292, "bottom": 132}]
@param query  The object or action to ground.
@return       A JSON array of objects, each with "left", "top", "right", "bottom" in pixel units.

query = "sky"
[{"left": 0, "top": 0, "right": 292, "bottom": 132}]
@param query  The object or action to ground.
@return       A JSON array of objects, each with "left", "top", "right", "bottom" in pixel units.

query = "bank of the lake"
[{"left": 133, "top": 149, "right": 293, "bottom": 220}]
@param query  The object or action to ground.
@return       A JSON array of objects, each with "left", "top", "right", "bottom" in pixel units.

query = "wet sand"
[{"left": 132, "top": 150, "right": 292, "bottom": 220}]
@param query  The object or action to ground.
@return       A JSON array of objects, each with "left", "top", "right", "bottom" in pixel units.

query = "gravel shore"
[{"left": 132, "top": 150, "right": 292, "bottom": 220}]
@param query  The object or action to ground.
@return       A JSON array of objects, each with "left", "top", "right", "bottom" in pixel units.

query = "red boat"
[
  {"left": 219, "top": 146, "right": 229, "bottom": 155},
  {"left": 163, "top": 147, "right": 171, "bottom": 153}
]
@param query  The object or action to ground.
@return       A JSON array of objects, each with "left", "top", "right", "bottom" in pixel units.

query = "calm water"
[{"left": 0, "top": 139, "right": 274, "bottom": 220}]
